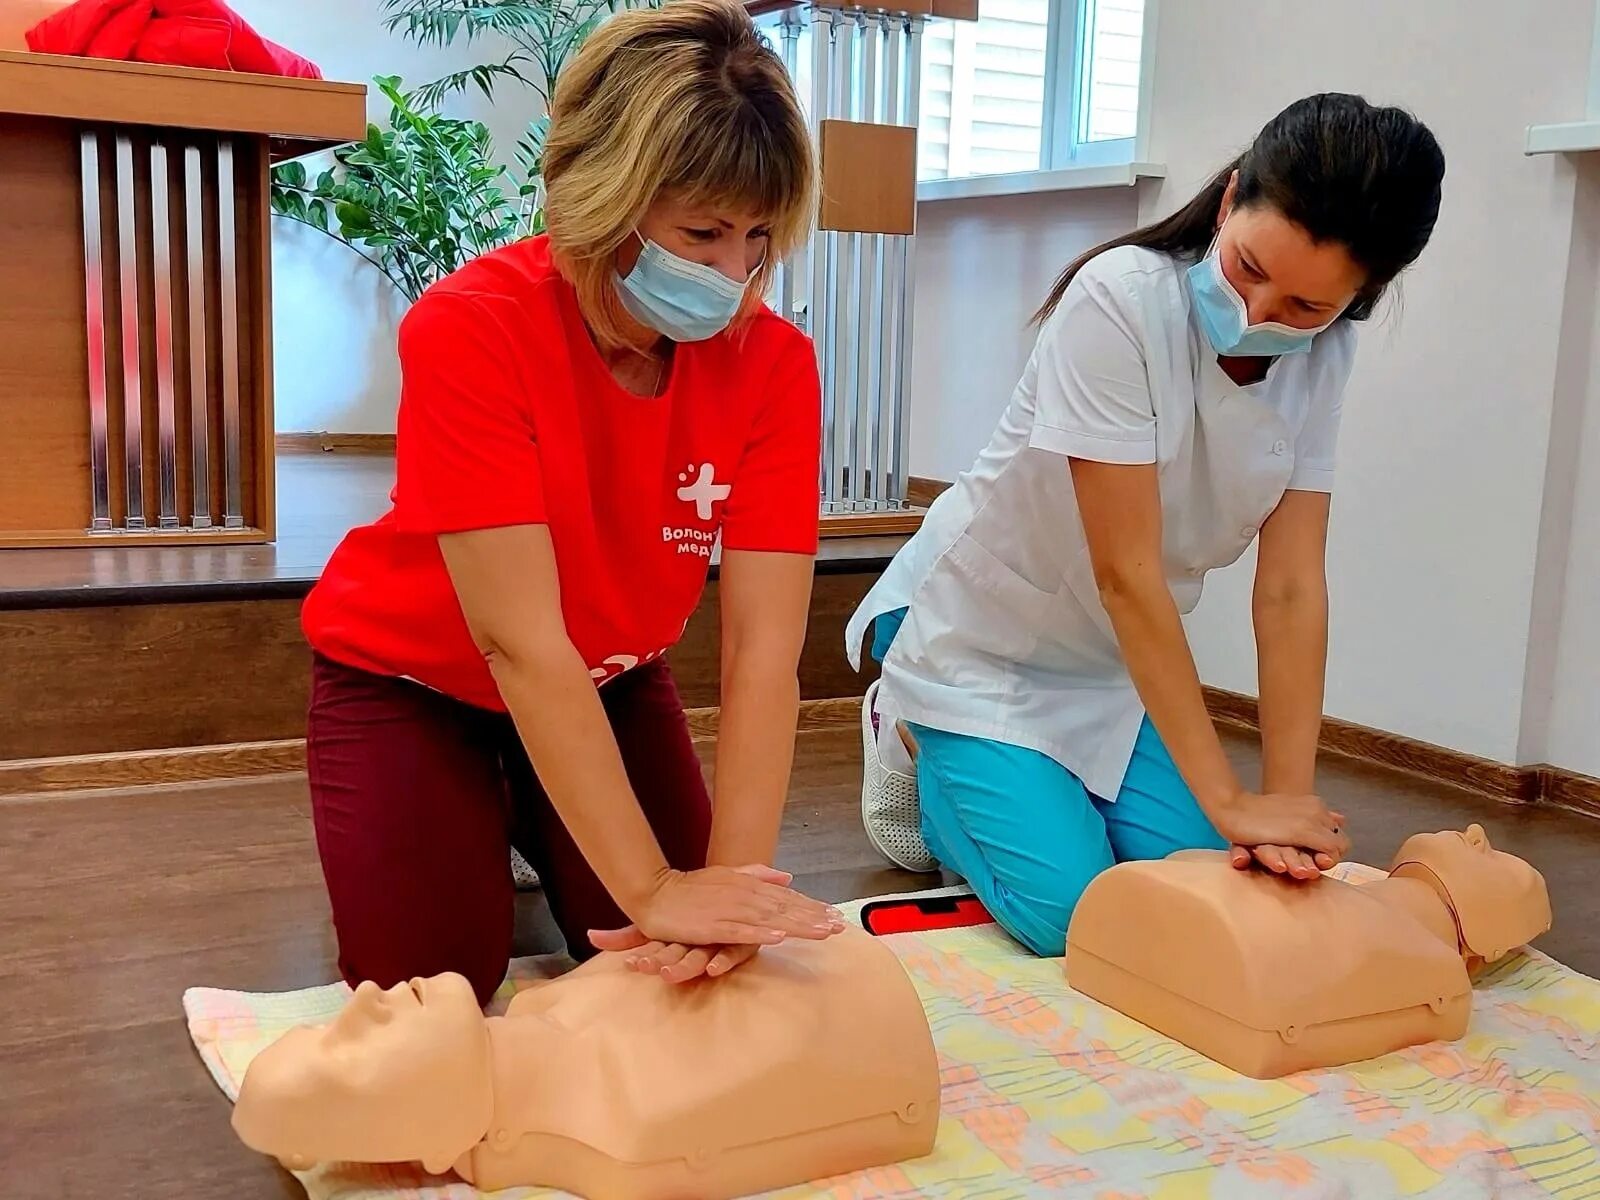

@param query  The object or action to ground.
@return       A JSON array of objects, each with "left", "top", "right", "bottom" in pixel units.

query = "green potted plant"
[
  {"left": 270, "top": 75, "right": 532, "bottom": 302},
  {"left": 381, "top": 0, "right": 663, "bottom": 225},
  {"left": 270, "top": 1, "right": 661, "bottom": 298}
]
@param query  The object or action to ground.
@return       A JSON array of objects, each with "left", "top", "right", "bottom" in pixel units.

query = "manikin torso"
[
  {"left": 1066, "top": 825, "right": 1553, "bottom": 1078},
  {"left": 231, "top": 825, "right": 1552, "bottom": 1196},
  {"left": 232, "top": 925, "right": 941, "bottom": 1200}
]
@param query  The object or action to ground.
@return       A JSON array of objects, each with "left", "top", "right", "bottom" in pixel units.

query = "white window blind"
[
  {"left": 1078, "top": 0, "right": 1144, "bottom": 143},
  {"left": 918, "top": 0, "right": 1051, "bottom": 180},
  {"left": 919, "top": 0, "right": 1146, "bottom": 182},
  {"left": 761, "top": 0, "right": 1147, "bottom": 187}
]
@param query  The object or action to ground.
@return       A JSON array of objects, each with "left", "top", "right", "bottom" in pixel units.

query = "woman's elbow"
[
  {"left": 1253, "top": 575, "right": 1326, "bottom": 615},
  {"left": 1092, "top": 557, "right": 1163, "bottom": 615},
  {"left": 476, "top": 621, "right": 574, "bottom": 682}
]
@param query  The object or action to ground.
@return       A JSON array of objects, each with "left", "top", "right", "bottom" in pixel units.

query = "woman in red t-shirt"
[{"left": 300, "top": 0, "right": 842, "bottom": 1005}]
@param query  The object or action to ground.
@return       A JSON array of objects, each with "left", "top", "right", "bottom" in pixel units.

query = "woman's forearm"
[
  {"left": 490, "top": 642, "right": 671, "bottom": 918},
  {"left": 1100, "top": 565, "right": 1241, "bottom": 812},
  {"left": 706, "top": 655, "right": 800, "bottom": 868},
  {"left": 1253, "top": 586, "right": 1328, "bottom": 795}
]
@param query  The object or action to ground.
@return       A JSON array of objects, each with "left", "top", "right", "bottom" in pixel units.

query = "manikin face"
[
  {"left": 1392, "top": 825, "right": 1552, "bottom": 961},
  {"left": 232, "top": 975, "right": 493, "bottom": 1175}
]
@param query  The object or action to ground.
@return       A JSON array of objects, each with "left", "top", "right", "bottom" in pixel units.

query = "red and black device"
[{"left": 859, "top": 892, "right": 995, "bottom": 936}]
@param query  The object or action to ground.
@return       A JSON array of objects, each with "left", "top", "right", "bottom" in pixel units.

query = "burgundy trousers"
[{"left": 305, "top": 653, "right": 711, "bottom": 1005}]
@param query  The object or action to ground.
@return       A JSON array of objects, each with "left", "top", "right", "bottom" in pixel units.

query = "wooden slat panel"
[
  {"left": 669, "top": 572, "right": 881, "bottom": 709},
  {"left": 819, "top": 120, "right": 918, "bottom": 236},
  {"left": 0, "top": 118, "right": 273, "bottom": 547},
  {"left": 820, "top": 509, "right": 925, "bottom": 538},
  {"left": 0, "top": 570, "right": 885, "bottom": 761},
  {"left": 0, "top": 699, "right": 876, "bottom": 795},
  {"left": 0, "top": 50, "right": 365, "bottom": 150},
  {"left": 0, "top": 739, "right": 307, "bottom": 796},
  {"left": 0, "top": 115, "right": 92, "bottom": 534},
  {"left": 0, "top": 599, "right": 311, "bottom": 760},
  {"left": 253, "top": 138, "right": 276, "bottom": 538}
]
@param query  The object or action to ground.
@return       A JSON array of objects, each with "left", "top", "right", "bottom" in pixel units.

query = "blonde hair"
[{"left": 542, "top": 0, "right": 816, "bottom": 350}]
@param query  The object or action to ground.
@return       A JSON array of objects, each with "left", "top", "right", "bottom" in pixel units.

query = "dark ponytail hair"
[{"left": 1034, "top": 92, "right": 1445, "bottom": 325}]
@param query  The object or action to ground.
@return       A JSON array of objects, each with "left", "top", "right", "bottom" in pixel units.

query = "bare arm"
[
  {"left": 1068, "top": 458, "right": 1346, "bottom": 863},
  {"left": 1253, "top": 489, "right": 1331, "bottom": 796},
  {"left": 708, "top": 548, "right": 815, "bottom": 868},
  {"left": 438, "top": 524, "right": 839, "bottom": 945},
  {"left": 439, "top": 525, "right": 675, "bottom": 915},
  {"left": 1069, "top": 459, "right": 1241, "bottom": 811}
]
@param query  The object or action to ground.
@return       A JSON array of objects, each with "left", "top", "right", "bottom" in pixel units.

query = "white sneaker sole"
[{"left": 860, "top": 680, "right": 939, "bottom": 873}]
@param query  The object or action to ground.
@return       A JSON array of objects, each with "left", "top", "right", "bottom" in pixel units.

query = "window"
[
  {"left": 919, "top": 0, "right": 1146, "bottom": 182},
  {"left": 759, "top": 0, "right": 1146, "bottom": 187}
]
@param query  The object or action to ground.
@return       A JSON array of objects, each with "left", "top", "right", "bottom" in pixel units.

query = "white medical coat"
[{"left": 844, "top": 245, "right": 1356, "bottom": 801}]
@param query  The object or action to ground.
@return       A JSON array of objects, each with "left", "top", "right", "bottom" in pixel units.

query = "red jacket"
[{"left": 27, "top": 0, "right": 321, "bottom": 78}]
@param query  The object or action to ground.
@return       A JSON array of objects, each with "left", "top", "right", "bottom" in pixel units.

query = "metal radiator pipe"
[
  {"left": 78, "top": 132, "right": 113, "bottom": 532},
  {"left": 826, "top": 10, "right": 855, "bottom": 509},
  {"left": 810, "top": 7, "right": 834, "bottom": 503},
  {"left": 875, "top": 16, "right": 906, "bottom": 509},
  {"left": 217, "top": 139, "right": 244, "bottom": 529},
  {"left": 848, "top": 13, "right": 880, "bottom": 507},
  {"left": 777, "top": 10, "right": 803, "bottom": 328},
  {"left": 114, "top": 134, "right": 145, "bottom": 529},
  {"left": 149, "top": 140, "right": 180, "bottom": 529},
  {"left": 184, "top": 145, "right": 212, "bottom": 529},
  {"left": 891, "top": 16, "right": 924, "bottom": 507}
]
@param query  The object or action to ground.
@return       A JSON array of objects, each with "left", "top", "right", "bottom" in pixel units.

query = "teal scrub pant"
[{"left": 871, "top": 608, "right": 1227, "bottom": 956}]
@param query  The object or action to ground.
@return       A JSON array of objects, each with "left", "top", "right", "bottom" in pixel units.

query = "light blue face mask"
[
  {"left": 614, "top": 233, "right": 749, "bottom": 342},
  {"left": 1185, "top": 238, "right": 1337, "bottom": 358}
]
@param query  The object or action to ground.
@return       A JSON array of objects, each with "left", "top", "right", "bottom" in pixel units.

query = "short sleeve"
[
  {"left": 1287, "top": 325, "right": 1357, "bottom": 492},
  {"left": 392, "top": 292, "right": 547, "bottom": 534},
  {"left": 719, "top": 332, "right": 822, "bottom": 555},
  {"left": 1027, "top": 263, "right": 1156, "bottom": 464}
]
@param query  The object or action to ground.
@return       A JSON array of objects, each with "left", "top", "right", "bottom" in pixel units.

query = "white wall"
[
  {"left": 906, "top": 0, "right": 1600, "bottom": 772},
  {"left": 908, "top": 187, "right": 1141, "bottom": 480},
  {"left": 1140, "top": 0, "right": 1592, "bottom": 766},
  {"left": 1527, "top": 158, "right": 1600, "bottom": 777},
  {"left": 232, "top": 0, "right": 532, "bottom": 433}
]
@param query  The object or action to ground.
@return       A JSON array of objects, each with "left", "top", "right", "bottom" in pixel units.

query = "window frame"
[{"left": 924, "top": 0, "right": 1155, "bottom": 185}]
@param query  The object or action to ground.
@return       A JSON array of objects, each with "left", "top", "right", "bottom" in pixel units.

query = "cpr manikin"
[
  {"left": 231, "top": 925, "right": 940, "bottom": 1199},
  {"left": 1066, "top": 825, "right": 1552, "bottom": 1078}
]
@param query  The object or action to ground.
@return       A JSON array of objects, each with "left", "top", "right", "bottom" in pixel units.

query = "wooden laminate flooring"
[{"left": 3, "top": 728, "right": 1598, "bottom": 1198}]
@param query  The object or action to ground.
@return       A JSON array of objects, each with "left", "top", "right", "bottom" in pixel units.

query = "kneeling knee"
[{"left": 992, "top": 878, "right": 1097, "bottom": 958}]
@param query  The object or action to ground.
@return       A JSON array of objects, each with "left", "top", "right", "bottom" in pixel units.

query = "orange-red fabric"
[
  {"left": 303, "top": 237, "right": 822, "bottom": 711},
  {"left": 26, "top": 0, "right": 321, "bottom": 78}
]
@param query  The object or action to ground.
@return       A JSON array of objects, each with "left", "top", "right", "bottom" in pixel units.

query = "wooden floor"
[{"left": 4, "top": 728, "right": 1599, "bottom": 1199}]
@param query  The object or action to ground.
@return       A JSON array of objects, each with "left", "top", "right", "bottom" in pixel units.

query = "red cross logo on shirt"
[{"left": 676, "top": 463, "right": 731, "bottom": 522}]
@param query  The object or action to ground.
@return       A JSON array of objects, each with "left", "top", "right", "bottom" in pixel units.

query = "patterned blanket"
[{"left": 184, "top": 867, "right": 1600, "bottom": 1199}]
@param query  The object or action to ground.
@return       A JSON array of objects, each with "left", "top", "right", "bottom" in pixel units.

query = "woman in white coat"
[{"left": 846, "top": 93, "right": 1445, "bottom": 957}]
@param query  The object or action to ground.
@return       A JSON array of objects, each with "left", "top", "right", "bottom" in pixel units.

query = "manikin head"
[
  {"left": 232, "top": 974, "right": 493, "bottom": 1175},
  {"left": 1389, "top": 825, "right": 1552, "bottom": 964}
]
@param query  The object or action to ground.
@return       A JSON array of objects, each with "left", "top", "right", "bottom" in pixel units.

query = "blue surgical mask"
[
  {"left": 1185, "top": 238, "right": 1336, "bottom": 358},
  {"left": 614, "top": 233, "right": 748, "bottom": 342}
]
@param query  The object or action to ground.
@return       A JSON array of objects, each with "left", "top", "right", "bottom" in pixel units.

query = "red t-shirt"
[{"left": 301, "top": 237, "right": 821, "bottom": 710}]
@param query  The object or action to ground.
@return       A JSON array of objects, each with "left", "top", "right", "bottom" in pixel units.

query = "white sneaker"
[
  {"left": 510, "top": 848, "right": 541, "bottom": 891},
  {"left": 860, "top": 680, "right": 939, "bottom": 873}
]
